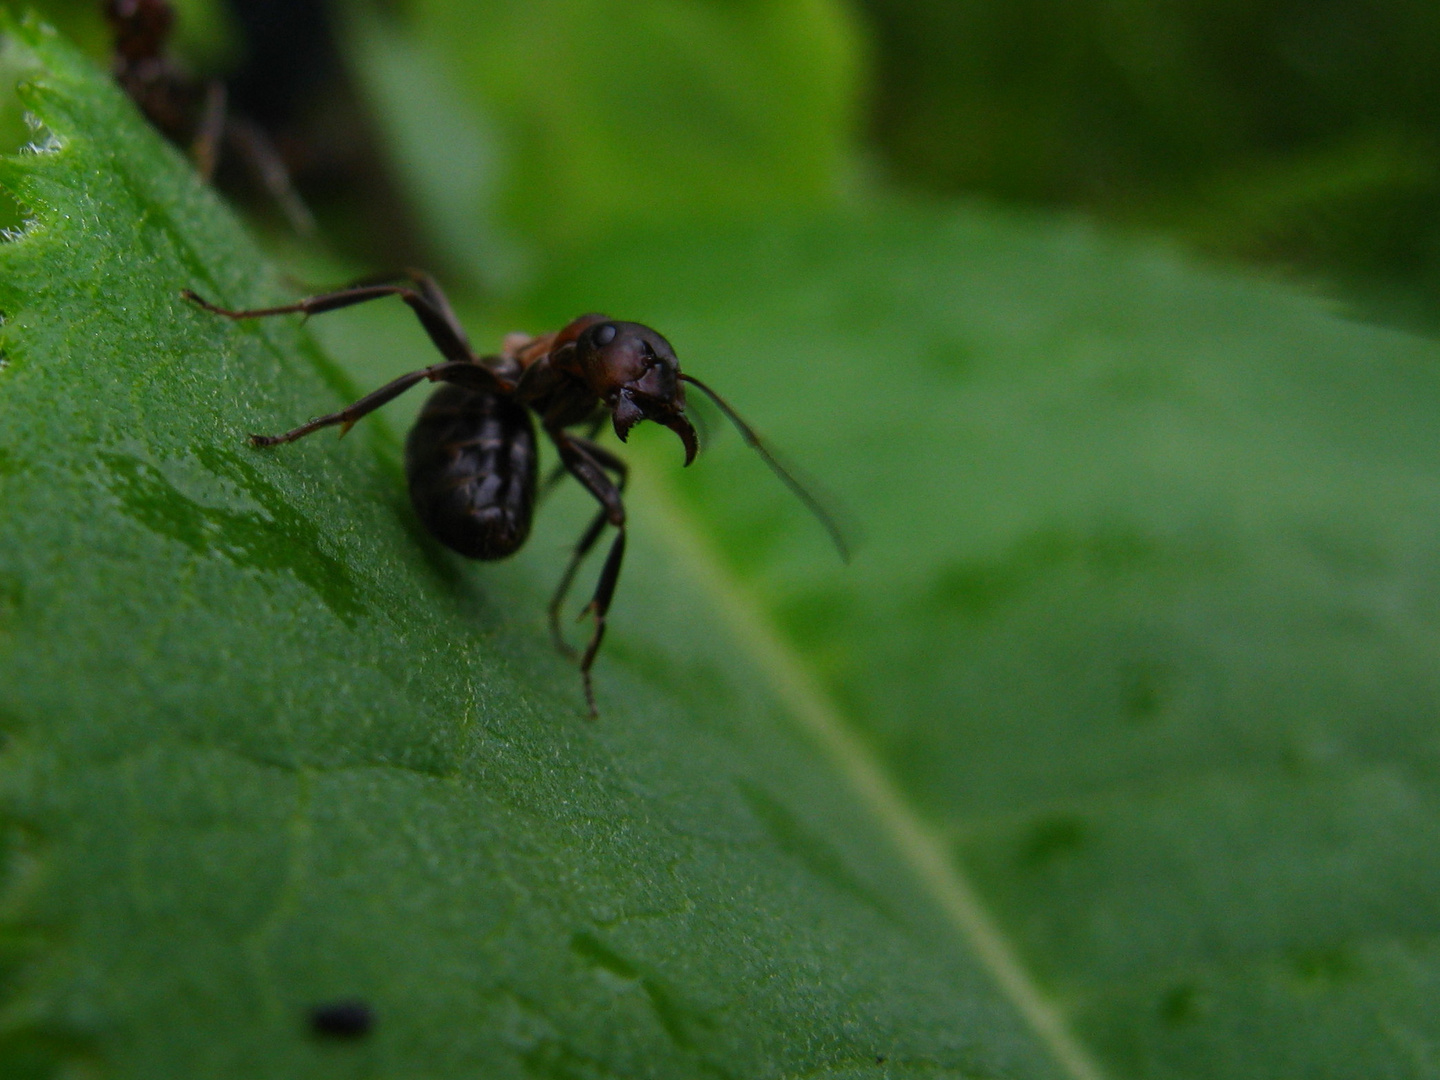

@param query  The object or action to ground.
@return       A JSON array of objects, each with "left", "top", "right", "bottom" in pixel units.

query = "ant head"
[
  {"left": 564, "top": 316, "right": 697, "bottom": 465},
  {"left": 551, "top": 314, "right": 849, "bottom": 561}
]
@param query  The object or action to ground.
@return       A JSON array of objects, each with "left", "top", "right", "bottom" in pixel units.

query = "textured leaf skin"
[
  {"left": 525, "top": 213, "right": 1440, "bottom": 1078},
  {"left": 0, "top": 17, "right": 1069, "bottom": 1080}
]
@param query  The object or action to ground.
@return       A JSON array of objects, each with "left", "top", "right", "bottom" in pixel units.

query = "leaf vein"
[{"left": 638, "top": 460, "right": 1110, "bottom": 1080}]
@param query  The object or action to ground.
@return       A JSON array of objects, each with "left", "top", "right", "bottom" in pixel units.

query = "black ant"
[
  {"left": 183, "top": 272, "right": 847, "bottom": 717},
  {"left": 105, "top": 0, "right": 314, "bottom": 233}
]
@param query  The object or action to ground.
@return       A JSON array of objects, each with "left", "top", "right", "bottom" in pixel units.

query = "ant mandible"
[{"left": 183, "top": 271, "right": 846, "bottom": 717}]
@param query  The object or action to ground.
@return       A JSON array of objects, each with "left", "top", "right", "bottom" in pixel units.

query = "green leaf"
[
  {"left": 521, "top": 214, "right": 1440, "bottom": 1077},
  {"left": 7, "top": 13, "right": 1440, "bottom": 1080},
  {"left": 0, "top": 17, "right": 1078, "bottom": 1080}
]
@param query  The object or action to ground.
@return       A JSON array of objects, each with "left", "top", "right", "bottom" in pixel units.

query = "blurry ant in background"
[
  {"left": 105, "top": 0, "right": 438, "bottom": 269},
  {"left": 104, "top": 0, "right": 315, "bottom": 233},
  {"left": 185, "top": 276, "right": 848, "bottom": 717}
]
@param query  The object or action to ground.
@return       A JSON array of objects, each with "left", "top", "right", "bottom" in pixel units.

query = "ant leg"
[
  {"left": 548, "top": 511, "right": 605, "bottom": 660},
  {"left": 579, "top": 529, "right": 626, "bottom": 719},
  {"left": 246, "top": 360, "right": 501, "bottom": 445},
  {"left": 547, "top": 437, "right": 627, "bottom": 657},
  {"left": 551, "top": 434, "right": 628, "bottom": 717},
  {"left": 183, "top": 282, "right": 476, "bottom": 366},
  {"left": 542, "top": 414, "right": 606, "bottom": 494},
  {"left": 224, "top": 114, "right": 316, "bottom": 236},
  {"left": 191, "top": 80, "right": 226, "bottom": 181},
  {"left": 338, "top": 269, "right": 472, "bottom": 354}
]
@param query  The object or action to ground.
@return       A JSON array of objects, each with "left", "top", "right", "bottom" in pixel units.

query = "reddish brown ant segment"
[
  {"left": 184, "top": 273, "right": 845, "bottom": 717},
  {"left": 104, "top": 0, "right": 314, "bottom": 233}
]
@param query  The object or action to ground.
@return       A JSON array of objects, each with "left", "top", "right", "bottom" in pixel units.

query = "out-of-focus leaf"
[
  {"left": 400, "top": 0, "right": 865, "bottom": 256},
  {"left": 522, "top": 207, "right": 1440, "bottom": 1079},
  {"left": 10, "top": 11, "right": 1440, "bottom": 1080},
  {"left": 858, "top": 0, "right": 1440, "bottom": 308},
  {"left": 344, "top": 8, "right": 522, "bottom": 291},
  {"left": 0, "top": 17, "right": 1090, "bottom": 1080}
]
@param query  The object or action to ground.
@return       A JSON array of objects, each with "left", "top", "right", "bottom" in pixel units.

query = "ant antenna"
[{"left": 680, "top": 374, "right": 850, "bottom": 563}]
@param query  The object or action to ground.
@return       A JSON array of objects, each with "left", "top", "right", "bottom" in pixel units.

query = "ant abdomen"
[{"left": 405, "top": 384, "right": 538, "bottom": 560}]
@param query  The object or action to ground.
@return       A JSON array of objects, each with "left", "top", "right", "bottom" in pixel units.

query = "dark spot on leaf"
[
  {"left": 1120, "top": 659, "right": 1169, "bottom": 724},
  {"left": 99, "top": 451, "right": 367, "bottom": 625},
  {"left": 736, "top": 779, "right": 897, "bottom": 923},
  {"left": 308, "top": 1000, "right": 373, "bottom": 1039},
  {"left": 1100, "top": 361, "right": 1168, "bottom": 403},
  {"left": 1159, "top": 984, "right": 1201, "bottom": 1025},
  {"left": 570, "top": 933, "right": 710, "bottom": 1050},
  {"left": 1301, "top": 524, "right": 1386, "bottom": 578},
  {"left": 0, "top": 573, "right": 19, "bottom": 642},
  {"left": 928, "top": 531, "right": 1071, "bottom": 619},
  {"left": 929, "top": 524, "right": 1161, "bottom": 619},
  {"left": 923, "top": 332, "right": 975, "bottom": 377},
  {"left": 933, "top": 567, "right": 1025, "bottom": 616},
  {"left": 1018, "top": 816, "right": 1087, "bottom": 867},
  {"left": 1289, "top": 947, "right": 1356, "bottom": 988},
  {"left": 775, "top": 586, "right": 855, "bottom": 662},
  {"left": 0, "top": 444, "right": 16, "bottom": 476},
  {"left": 928, "top": 560, "right": 1030, "bottom": 619},
  {"left": 1086, "top": 525, "right": 1160, "bottom": 573}
]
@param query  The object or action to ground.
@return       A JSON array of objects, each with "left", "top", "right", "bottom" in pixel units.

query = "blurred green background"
[
  {"left": 12, "top": 0, "right": 1440, "bottom": 329},
  {"left": 5, "top": 4, "right": 1440, "bottom": 1077}
]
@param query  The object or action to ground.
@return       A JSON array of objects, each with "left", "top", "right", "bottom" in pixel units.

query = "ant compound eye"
[{"left": 592, "top": 323, "right": 618, "bottom": 347}]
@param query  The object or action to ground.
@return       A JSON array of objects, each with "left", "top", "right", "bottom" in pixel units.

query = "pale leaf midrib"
[{"left": 634, "top": 457, "right": 1109, "bottom": 1080}]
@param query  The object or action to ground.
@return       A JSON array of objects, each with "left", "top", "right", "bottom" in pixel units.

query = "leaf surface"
[
  {"left": 523, "top": 213, "right": 1440, "bottom": 1078},
  {"left": 7, "top": 14, "right": 1440, "bottom": 1080},
  {"left": 0, "top": 18, "right": 1076, "bottom": 1080}
]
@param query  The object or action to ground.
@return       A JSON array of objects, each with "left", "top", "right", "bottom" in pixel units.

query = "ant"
[
  {"left": 105, "top": 0, "right": 314, "bottom": 233},
  {"left": 183, "top": 271, "right": 847, "bottom": 717}
]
